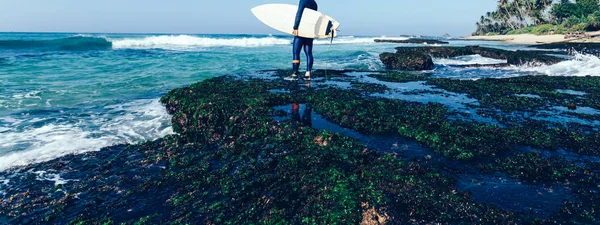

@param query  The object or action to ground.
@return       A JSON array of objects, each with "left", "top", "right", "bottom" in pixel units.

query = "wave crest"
[
  {"left": 110, "top": 35, "right": 398, "bottom": 50},
  {"left": 520, "top": 53, "right": 600, "bottom": 76},
  {"left": 111, "top": 35, "right": 292, "bottom": 49}
]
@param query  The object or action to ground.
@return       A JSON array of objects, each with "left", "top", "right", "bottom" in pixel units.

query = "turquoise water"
[{"left": 0, "top": 32, "right": 599, "bottom": 171}]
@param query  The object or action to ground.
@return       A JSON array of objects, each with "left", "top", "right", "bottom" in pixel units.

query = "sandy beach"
[{"left": 465, "top": 31, "right": 600, "bottom": 44}]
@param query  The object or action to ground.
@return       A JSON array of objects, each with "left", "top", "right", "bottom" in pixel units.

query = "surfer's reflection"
[
  {"left": 291, "top": 103, "right": 312, "bottom": 127},
  {"left": 287, "top": 80, "right": 312, "bottom": 126}
]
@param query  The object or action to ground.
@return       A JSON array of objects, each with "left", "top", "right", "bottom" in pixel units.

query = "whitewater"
[{"left": 0, "top": 32, "right": 599, "bottom": 172}]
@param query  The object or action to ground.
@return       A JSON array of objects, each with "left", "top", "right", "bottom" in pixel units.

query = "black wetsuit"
[{"left": 292, "top": 0, "right": 318, "bottom": 75}]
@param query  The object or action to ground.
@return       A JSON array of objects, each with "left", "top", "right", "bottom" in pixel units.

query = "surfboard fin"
[
  {"left": 326, "top": 21, "right": 334, "bottom": 36},
  {"left": 325, "top": 20, "right": 336, "bottom": 44}
]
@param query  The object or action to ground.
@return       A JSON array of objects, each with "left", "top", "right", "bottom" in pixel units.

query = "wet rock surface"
[
  {"left": 531, "top": 42, "right": 600, "bottom": 55},
  {"left": 379, "top": 52, "right": 434, "bottom": 70},
  {"left": 1, "top": 69, "right": 599, "bottom": 224},
  {"left": 393, "top": 46, "right": 565, "bottom": 66}
]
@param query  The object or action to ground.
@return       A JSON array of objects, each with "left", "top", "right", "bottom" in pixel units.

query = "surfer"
[{"left": 285, "top": 0, "right": 318, "bottom": 81}]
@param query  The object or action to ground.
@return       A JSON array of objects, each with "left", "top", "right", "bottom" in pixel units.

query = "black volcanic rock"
[
  {"left": 507, "top": 50, "right": 564, "bottom": 66},
  {"left": 380, "top": 52, "right": 434, "bottom": 70},
  {"left": 393, "top": 46, "right": 565, "bottom": 66},
  {"left": 375, "top": 38, "right": 449, "bottom": 44},
  {"left": 529, "top": 42, "right": 600, "bottom": 55}
]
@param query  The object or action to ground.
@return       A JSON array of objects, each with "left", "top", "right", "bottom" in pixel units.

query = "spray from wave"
[
  {"left": 519, "top": 53, "right": 600, "bottom": 76},
  {"left": 434, "top": 54, "right": 508, "bottom": 66},
  {"left": 0, "top": 99, "right": 173, "bottom": 172}
]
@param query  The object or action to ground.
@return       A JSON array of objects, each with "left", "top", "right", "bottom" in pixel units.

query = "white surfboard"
[{"left": 251, "top": 4, "right": 340, "bottom": 39}]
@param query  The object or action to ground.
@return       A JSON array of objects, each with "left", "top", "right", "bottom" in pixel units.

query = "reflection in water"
[{"left": 291, "top": 103, "right": 312, "bottom": 127}]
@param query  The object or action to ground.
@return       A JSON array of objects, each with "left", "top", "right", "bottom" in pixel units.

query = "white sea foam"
[
  {"left": 518, "top": 53, "right": 600, "bottom": 76},
  {"left": 434, "top": 55, "right": 508, "bottom": 66},
  {"left": 314, "top": 51, "right": 384, "bottom": 71},
  {"left": 71, "top": 34, "right": 95, "bottom": 38},
  {"left": 0, "top": 116, "right": 19, "bottom": 125},
  {"left": 0, "top": 99, "right": 173, "bottom": 172},
  {"left": 110, "top": 35, "right": 395, "bottom": 50},
  {"left": 111, "top": 35, "right": 291, "bottom": 49},
  {"left": 34, "top": 171, "right": 77, "bottom": 186},
  {"left": 0, "top": 124, "right": 114, "bottom": 171},
  {"left": 12, "top": 91, "right": 42, "bottom": 100},
  {"left": 0, "top": 178, "right": 8, "bottom": 196},
  {"left": 100, "top": 99, "right": 174, "bottom": 143}
]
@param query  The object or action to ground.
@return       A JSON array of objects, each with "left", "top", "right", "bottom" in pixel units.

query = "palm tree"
[{"left": 498, "top": 0, "right": 518, "bottom": 29}]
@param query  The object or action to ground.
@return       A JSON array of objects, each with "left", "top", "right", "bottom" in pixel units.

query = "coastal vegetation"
[{"left": 474, "top": 0, "right": 600, "bottom": 35}]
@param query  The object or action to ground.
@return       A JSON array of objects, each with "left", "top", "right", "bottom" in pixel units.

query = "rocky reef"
[
  {"left": 379, "top": 46, "right": 566, "bottom": 70},
  {"left": 379, "top": 52, "right": 434, "bottom": 71},
  {"left": 394, "top": 46, "right": 565, "bottom": 66},
  {"left": 531, "top": 42, "right": 600, "bottom": 55},
  {"left": 1, "top": 70, "right": 599, "bottom": 224},
  {"left": 374, "top": 38, "right": 449, "bottom": 44}
]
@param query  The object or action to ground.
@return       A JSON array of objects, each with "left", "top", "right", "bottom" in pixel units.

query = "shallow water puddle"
[
  {"left": 533, "top": 109, "right": 600, "bottom": 127},
  {"left": 272, "top": 103, "right": 572, "bottom": 215},
  {"left": 515, "top": 94, "right": 542, "bottom": 98},
  {"left": 457, "top": 173, "right": 572, "bottom": 215},
  {"left": 556, "top": 89, "right": 587, "bottom": 96},
  {"left": 273, "top": 104, "right": 435, "bottom": 160},
  {"left": 519, "top": 146, "right": 600, "bottom": 165},
  {"left": 552, "top": 106, "right": 600, "bottom": 115}
]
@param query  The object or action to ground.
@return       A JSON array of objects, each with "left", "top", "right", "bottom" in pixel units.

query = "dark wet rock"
[
  {"left": 507, "top": 50, "right": 564, "bottom": 66},
  {"left": 530, "top": 42, "right": 600, "bottom": 55},
  {"left": 395, "top": 46, "right": 565, "bottom": 66},
  {"left": 379, "top": 52, "right": 434, "bottom": 70},
  {"left": 374, "top": 38, "right": 449, "bottom": 44}
]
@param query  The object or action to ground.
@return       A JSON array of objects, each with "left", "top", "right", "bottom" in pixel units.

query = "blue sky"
[{"left": 0, "top": 0, "right": 497, "bottom": 36}]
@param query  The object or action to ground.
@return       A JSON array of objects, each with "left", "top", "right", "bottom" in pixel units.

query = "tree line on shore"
[{"left": 474, "top": 0, "right": 600, "bottom": 35}]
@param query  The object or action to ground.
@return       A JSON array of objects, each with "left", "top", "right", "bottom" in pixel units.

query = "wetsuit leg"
[
  {"left": 292, "top": 36, "right": 303, "bottom": 74},
  {"left": 303, "top": 38, "right": 314, "bottom": 72}
]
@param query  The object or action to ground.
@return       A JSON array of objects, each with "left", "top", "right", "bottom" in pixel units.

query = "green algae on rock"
[
  {"left": 379, "top": 52, "right": 434, "bottom": 71},
  {"left": 2, "top": 70, "right": 600, "bottom": 224},
  {"left": 367, "top": 72, "right": 428, "bottom": 83}
]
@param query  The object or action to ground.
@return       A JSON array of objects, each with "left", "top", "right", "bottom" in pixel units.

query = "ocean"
[{"left": 0, "top": 32, "right": 599, "bottom": 172}]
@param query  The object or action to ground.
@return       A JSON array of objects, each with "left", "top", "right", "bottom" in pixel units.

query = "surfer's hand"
[{"left": 292, "top": 30, "right": 298, "bottom": 36}]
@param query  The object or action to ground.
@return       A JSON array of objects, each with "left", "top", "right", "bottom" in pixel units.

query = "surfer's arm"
[{"left": 293, "top": 0, "right": 307, "bottom": 30}]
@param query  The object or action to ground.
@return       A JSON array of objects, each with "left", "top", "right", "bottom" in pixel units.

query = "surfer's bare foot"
[
  {"left": 304, "top": 72, "right": 311, "bottom": 81},
  {"left": 284, "top": 74, "right": 298, "bottom": 81}
]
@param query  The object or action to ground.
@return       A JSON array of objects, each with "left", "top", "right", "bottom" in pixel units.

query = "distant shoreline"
[{"left": 464, "top": 31, "right": 600, "bottom": 45}]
